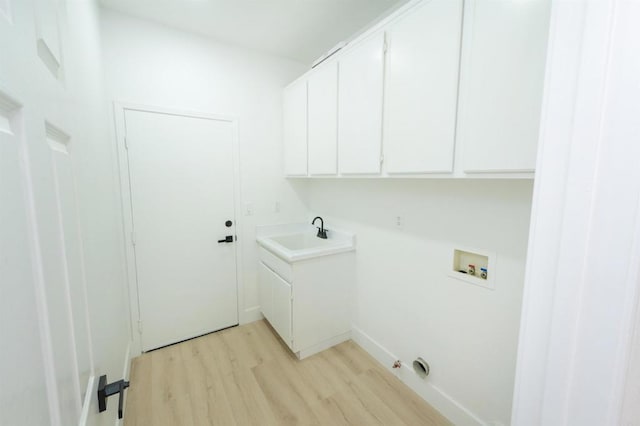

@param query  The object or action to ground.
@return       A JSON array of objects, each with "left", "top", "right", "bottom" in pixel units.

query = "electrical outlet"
[
  {"left": 395, "top": 216, "right": 403, "bottom": 228},
  {"left": 244, "top": 203, "right": 253, "bottom": 216}
]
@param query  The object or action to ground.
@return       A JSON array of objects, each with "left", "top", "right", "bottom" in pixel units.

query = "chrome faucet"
[{"left": 311, "top": 216, "right": 327, "bottom": 239}]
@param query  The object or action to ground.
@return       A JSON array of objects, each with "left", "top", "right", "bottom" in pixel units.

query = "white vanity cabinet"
[
  {"left": 257, "top": 243, "right": 354, "bottom": 359},
  {"left": 283, "top": 78, "right": 308, "bottom": 176},
  {"left": 383, "top": 0, "right": 463, "bottom": 174},
  {"left": 337, "top": 32, "right": 385, "bottom": 175},
  {"left": 308, "top": 61, "right": 339, "bottom": 175},
  {"left": 457, "top": 0, "right": 551, "bottom": 173}
]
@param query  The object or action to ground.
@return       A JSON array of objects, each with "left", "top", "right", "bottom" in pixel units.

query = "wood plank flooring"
[{"left": 124, "top": 320, "right": 451, "bottom": 426}]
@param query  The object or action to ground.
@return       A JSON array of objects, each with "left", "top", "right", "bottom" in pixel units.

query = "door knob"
[{"left": 218, "top": 235, "right": 234, "bottom": 243}]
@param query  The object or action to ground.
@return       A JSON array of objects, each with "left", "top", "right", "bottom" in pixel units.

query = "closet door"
[
  {"left": 384, "top": 0, "right": 463, "bottom": 174},
  {"left": 308, "top": 61, "right": 338, "bottom": 175},
  {"left": 283, "top": 78, "right": 308, "bottom": 176},
  {"left": 458, "top": 0, "right": 551, "bottom": 173},
  {"left": 338, "top": 32, "right": 385, "bottom": 174}
]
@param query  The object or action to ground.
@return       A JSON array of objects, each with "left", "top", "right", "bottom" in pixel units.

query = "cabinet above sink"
[{"left": 282, "top": 0, "right": 550, "bottom": 179}]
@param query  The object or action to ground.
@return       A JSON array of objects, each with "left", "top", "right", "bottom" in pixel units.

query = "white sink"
[{"left": 256, "top": 223, "right": 355, "bottom": 262}]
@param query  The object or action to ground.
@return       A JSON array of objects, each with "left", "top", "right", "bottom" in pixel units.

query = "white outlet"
[
  {"left": 244, "top": 202, "right": 253, "bottom": 216},
  {"left": 395, "top": 216, "right": 403, "bottom": 228}
]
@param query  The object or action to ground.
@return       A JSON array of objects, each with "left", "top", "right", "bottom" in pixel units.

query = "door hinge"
[
  {"left": 383, "top": 40, "right": 388, "bottom": 53},
  {"left": 137, "top": 320, "right": 143, "bottom": 334},
  {"left": 131, "top": 231, "right": 136, "bottom": 246},
  {"left": 124, "top": 136, "right": 129, "bottom": 150},
  {"left": 380, "top": 155, "right": 384, "bottom": 165}
]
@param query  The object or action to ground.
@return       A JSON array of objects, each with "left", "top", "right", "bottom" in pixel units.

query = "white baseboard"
[
  {"left": 241, "top": 306, "right": 264, "bottom": 324},
  {"left": 351, "top": 325, "right": 484, "bottom": 426},
  {"left": 296, "top": 330, "right": 351, "bottom": 360}
]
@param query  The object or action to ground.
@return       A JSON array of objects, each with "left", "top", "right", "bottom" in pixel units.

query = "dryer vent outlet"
[{"left": 412, "top": 357, "right": 430, "bottom": 378}]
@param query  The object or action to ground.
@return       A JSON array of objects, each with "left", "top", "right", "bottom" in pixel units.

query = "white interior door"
[
  {"left": 124, "top": 109, "right": 238, "bottom": 352},
  {"left": 46, "top": 126, "right": 94, "bottom": 416},
  {"left": 0, "top": 97, "right": 52, "bottom": 426}
]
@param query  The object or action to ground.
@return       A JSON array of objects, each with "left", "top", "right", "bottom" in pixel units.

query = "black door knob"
[{"left": 218, "top": 235, "right": 234, "bottom": 243}]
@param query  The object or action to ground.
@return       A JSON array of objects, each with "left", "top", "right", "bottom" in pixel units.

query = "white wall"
[
  {"left": 305, "top": 179, "right": 533, "bottom": 425},
  {"left": 99, "top": 10, "right": 309, "bottom": 327},
  {"left": 1, "top": 0, "right": 131, "bottom": 424}
]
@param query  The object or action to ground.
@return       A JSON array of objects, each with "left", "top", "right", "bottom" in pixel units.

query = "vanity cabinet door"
[
  {"left": 258, "top": 262, "right": 274, "bottom": 321},
  {"left": 308, "top": 61, "right": 338, "bottom": 175},
  {"left": 338, "top": 32, "right": 385, "bottom": 174},
  {"left": 283, "top": 78, "right": 308, "bottom": 176},
  {"left": 383, "top": 0, "right": 463, "bottom": 174},
  {"left": 457, "top": 0, "right": 550, "bottom": 173},
  {"left": 258, "top": 262, "right": 292, "bottom": 347},
  {"left": 272, "top": 274, "right": 292, "bottom": 347}
]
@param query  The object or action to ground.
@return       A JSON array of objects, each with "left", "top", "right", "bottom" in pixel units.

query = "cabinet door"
[
  {"left": 283, "top": 78, "right": 308, "bottom": 176},
  {"left": 308, "top": 61, "right": 338, "bottom": 175},
  {"left": 258, "top": 262, "right": 292, "bottom": 347},
  {"left": 258, "top": 262, "right": 275, "bottom": 322},
  {"left": 338, "top": 33, "right": 385, "bottom": 174},
  {"left": 458, "top": 0, "right": 550, "bottom": 173},
  {"left": 271, "top": 273, "right": 292, "bottom": 347},
  {"left": 384, "top": 0, "right": 463, "bottom": 174}
]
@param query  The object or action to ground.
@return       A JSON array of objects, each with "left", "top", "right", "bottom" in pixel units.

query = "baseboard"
[
  {"left": 351, "top": 325, "right": 484, "bottom": 426},
  {"left": 296, "top": 330, "right": 351, "bottom": 360},
  {"left": 241, "top": 306, "right": 264, "bottom": 324}
]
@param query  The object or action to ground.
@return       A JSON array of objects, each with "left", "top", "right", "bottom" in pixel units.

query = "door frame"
[
  {"left": 512, "top": 0, "right": 640, "bottom": 424},
  {"left": 113, "top": 102, "right": 244, "bottom": 357}
]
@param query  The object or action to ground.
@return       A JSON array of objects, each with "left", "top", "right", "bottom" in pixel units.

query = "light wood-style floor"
[{"left": 124, "top": 320, "right": 451, "bottom": 426}]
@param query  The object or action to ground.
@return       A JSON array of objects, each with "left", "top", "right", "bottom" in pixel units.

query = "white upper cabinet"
[
  {"left": 282, "top": 0, "right": 551, "bottom": 178},
  {"left": 308, "top": 61, "right": 338, "bottom": 175},
  {"left": 458, "top": 0, "right": 551, "bottom": 173},
  {"left": 383, "top": 0, "right": 463, "bottom": 174},
  {"left": 283, "top": 78, "right": 308, "bottom": 176},
  {"left": 338, "top": 32, "right": 385, "bottom": 174}
]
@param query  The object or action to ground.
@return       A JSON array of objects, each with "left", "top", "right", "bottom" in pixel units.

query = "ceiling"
[{"left": 99, "top": 0, "right": 407, "bottom": 65}]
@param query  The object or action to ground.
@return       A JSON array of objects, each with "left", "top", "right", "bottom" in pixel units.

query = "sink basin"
[
  {"left": 269, "top": 233, "right": 332, "bottom": 251},
  {"left": 256, "top": 223, "right": 355, "bottom": 262}
]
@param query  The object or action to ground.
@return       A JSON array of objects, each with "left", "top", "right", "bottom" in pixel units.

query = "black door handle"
[{"left": 218, "top": 235, "right": 234, "bottom": 243}]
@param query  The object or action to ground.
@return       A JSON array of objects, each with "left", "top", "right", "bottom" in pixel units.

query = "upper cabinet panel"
[
  {"left": 384, "top": 0, "right": 463, "bottom": 174},
  {"left": 308, "top": 61, "right": 338, "bottom": 175},
  {"left": 458, "top": 0, "right": 551, "bottom": 173},
  {"left": 283, "top": 78, "right": 308, "bottom": 176},
  {"left": 282, "top": 0, "right": 551, "bottom": 178},
  {"left": 338, "top": 32, "right": 385, "bottom": 175}
]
